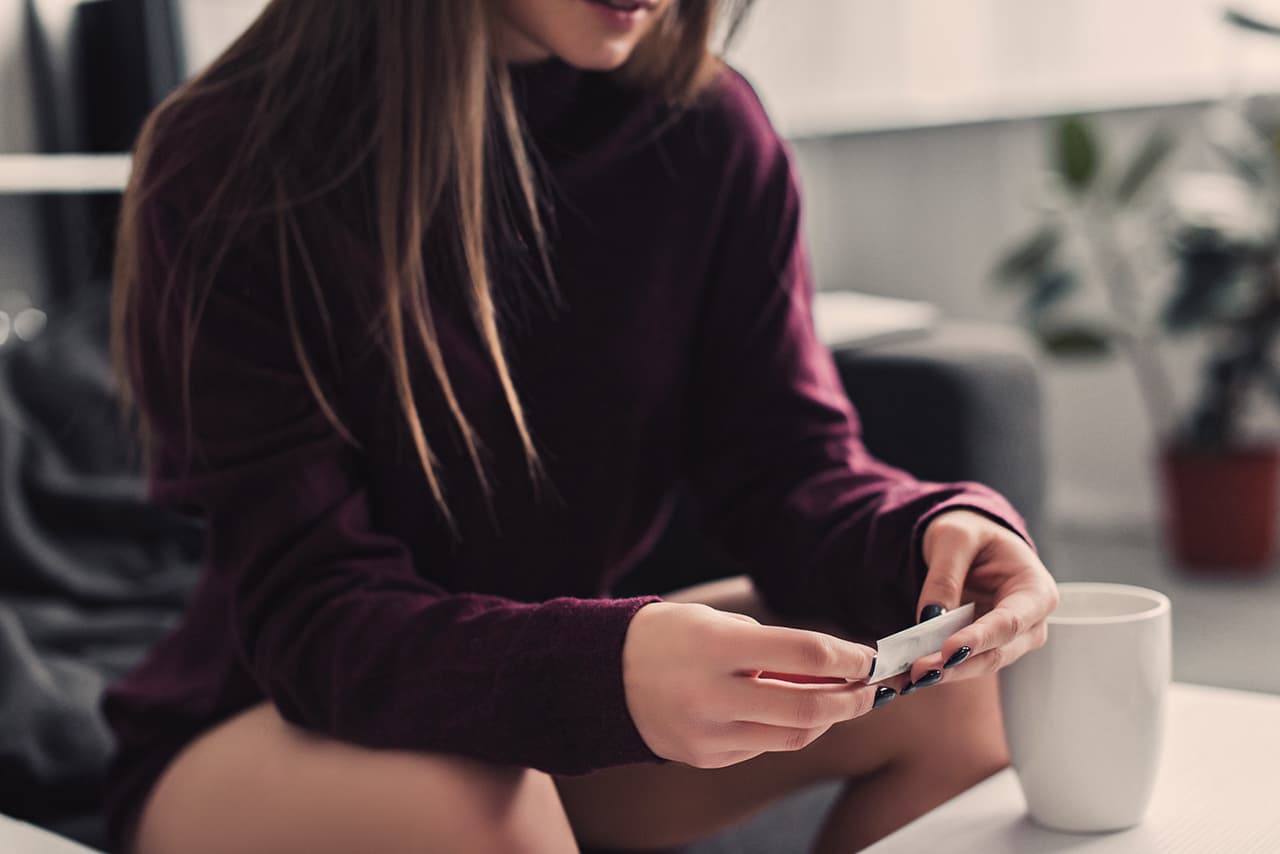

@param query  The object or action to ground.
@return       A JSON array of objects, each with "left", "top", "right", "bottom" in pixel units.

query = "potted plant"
[{"left": 995, "top": 93, "right": 1280, "bottom": 570}]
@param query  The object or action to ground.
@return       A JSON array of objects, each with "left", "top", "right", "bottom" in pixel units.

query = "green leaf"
[
  {"left": 1058, "top": 117, "right": 1101, "bottom": 193},
  {"left": 1218, "top": 144, "right": 1272, "bottom": 188},
  {"left": 1164, "top": 247, "right": 1246, "bottom": 331},
  {"left": 1037, "top": 323, "right": 1114, "bottom": 359},
  {"left": 994, "top": 225, "right": 1063, "bottom": 286},
  {"left": 1206, "top": 118, "right": 1274, "bottom": 188},
  {"left": 1225, "top": 7, "right": 1280, "bottom": 38},
  {"left": 1025, "top": 269, "right": 1079, "bottom": 318},
  {"left": 1115, "top": 126, "right": 1176, "bottom": 206},
  {"left": 1163, "top": 286, "right": 1219, "bottom": 332}
]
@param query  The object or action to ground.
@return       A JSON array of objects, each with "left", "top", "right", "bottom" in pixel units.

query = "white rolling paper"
[{"left": 869, "top": 602, "right": 976, "bottom": 684}]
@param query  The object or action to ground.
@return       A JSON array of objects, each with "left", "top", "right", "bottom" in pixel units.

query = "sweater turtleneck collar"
[{"left": 508, "top": 56, "right": 588, "bottom": 133}]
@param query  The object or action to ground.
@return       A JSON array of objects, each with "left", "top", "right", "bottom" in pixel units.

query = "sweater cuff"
[
  {"left": 906, "top": 487, "right": 1037, "bottom": 591},
  {"left": 494, "top": 594, "right": 665, "bottom": 776}
]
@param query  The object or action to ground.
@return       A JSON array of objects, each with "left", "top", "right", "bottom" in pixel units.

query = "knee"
[
  {"left": 429, "top": 762, "right": 578, "bottom": 854},
  {"left": 898, "top": 673, "right": 1009, "bottom": 789}
]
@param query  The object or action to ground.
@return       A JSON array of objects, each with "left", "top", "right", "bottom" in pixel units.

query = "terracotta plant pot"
[{"left": 1158, "top": 444, "right": 1280, "bottom": 571}]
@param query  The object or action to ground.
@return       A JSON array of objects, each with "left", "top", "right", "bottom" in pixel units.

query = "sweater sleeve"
[
  {"left": 684, "top": 71, "right": 1033, "bottom": 641},
  {"left": 130, "top": 194, "right": 661, "bottom": 775}
]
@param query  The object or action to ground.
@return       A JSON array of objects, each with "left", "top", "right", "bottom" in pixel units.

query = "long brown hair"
[{"left": 112, "top": 0, "right": 749, "bottom": 529}]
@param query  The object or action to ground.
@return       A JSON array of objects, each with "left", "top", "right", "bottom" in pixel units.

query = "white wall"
[
  {"left": 786, "top": 105, "right": 1222, "bottom": 538},
  {"left": 175, "top": 0, "right": 265, "bottom": 73},
  {"left": 729, "top": 0, "right": 1280, "bottom": 137}
]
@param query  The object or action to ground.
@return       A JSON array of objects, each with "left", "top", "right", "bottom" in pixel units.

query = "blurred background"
[
  {"left": 2, "top": 0, "right": 1280, "bottom": 849},
  {"left": 729, "top": 0, "right": 1280, "bottom": 701}
]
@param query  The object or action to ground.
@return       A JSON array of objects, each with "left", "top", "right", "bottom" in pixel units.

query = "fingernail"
[
  {"left": 901, "top": 680, "right": 917, "bottom": 696},
  {"left": 867, "top": 655, "right": 877, "bottom": 680},
  {"left": 873, "top": 686, "right": 896, "bottom": 708},
  {"left": 944, "top": 646, "right": 971, "bottom": 669},
  {"left": 914, "top": 669, "right": 943, "bottom": 689},
  {"left": 919, "top": 604, "right": 946, "bottom": 623}
]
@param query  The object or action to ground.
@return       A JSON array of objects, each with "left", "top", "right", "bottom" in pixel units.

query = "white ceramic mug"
[{"left": 999, "top": 582, "right": 1172, "bottom": 833}]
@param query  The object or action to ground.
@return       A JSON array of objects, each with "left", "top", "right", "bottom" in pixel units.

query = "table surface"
[{"left": 865, "top": 682, "right": 1280, "bottom": 853}]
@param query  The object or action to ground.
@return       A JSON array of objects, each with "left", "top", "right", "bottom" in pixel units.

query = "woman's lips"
[
  {"left": 583, "top": 0, "right": 656, "bottom": 25},
  {"left": 586, "top": 0, "right": 654, "bottom": 10}
]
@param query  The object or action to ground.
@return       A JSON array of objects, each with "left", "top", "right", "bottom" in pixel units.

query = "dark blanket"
[{"left": 0, "top": 294, "right": 201, "bottom": 839}]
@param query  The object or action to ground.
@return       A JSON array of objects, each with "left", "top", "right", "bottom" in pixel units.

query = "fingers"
[
  {"left": 722, "top": 677, "right": 870, "bottom": 728},
  {"left": 689, "top": 750, "right": 761, "bottom": 769},
  {"left": 947, "top": 585, "right": 1055, "bottom": 661},
  {"left": 685, "top": 679, "right": 911, "bottom": 769},
  {"left": 949, "top": 620, "right": 1049, "bottom": 679},
  {"left": 916, "top": 509, "right": 1050, "bottom": 627},
  {"left": 917, "top": 510, "right": 983, "bottom": 620},
  {"left": 714, "top": 720, "right": 833, "bottom": 755},
  {"left": 904, "top": 619, "right": 1049, "bottom": 690},
  {"left": 756, "top": 672, "right": 850, "bottom": 684},
  {"left": 719, "top": 673, "right": 908, "bottom": 729},
  {"left": 719, "top": 622, "right": 876, "bottom": 681}
]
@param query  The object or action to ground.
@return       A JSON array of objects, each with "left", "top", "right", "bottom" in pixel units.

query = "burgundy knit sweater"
[{"left": 101, "top": 59, "right": 1028, "bottom": 849}]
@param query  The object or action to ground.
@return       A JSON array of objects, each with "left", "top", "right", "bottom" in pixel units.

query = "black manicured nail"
[
  {"left": 867, "top": 655, "right": 877, "bottom": 680},
  {"left": 901, "top": 681, "right": 917, "bottom": 696},
  {"left": 944, "top": 646, "right": 971, "bottom": 669},
  {"left": 873, "top": 686, "right": 896, "bottom": 708},
  {"left": 914, "top": 669, "right": 943, "bottom": 689},
  {"left": 919, "top": 604, "right": 946, "bottom": 623}
]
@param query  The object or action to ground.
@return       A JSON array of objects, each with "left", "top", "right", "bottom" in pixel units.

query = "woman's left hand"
[{"left": 903, "top": 510, "right": 1059, "bottom": 690}]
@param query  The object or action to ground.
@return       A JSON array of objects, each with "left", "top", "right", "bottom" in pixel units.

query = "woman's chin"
[{"left": 554, "top": 41, "right": 637, "bottom": 71}]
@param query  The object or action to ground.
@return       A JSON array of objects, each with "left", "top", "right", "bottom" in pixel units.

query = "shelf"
[{"left": 0, "top": 154, "right": 132, "bottom": 195}]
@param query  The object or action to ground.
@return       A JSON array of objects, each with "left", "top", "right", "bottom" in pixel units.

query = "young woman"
[{"left": 104, "top": 1, "right": 1058, "bottom": 852}]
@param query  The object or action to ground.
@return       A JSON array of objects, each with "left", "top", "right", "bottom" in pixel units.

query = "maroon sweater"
[{"left": 102, "top": 59, "right": 1028, "bottom": 847}]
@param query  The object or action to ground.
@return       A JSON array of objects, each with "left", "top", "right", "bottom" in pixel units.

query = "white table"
[{"left": 866, "top": 683, "right": 1280, "bottom": 853}]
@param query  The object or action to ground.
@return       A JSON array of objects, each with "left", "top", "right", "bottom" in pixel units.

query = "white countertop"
[{"left": 866, "top": 682, "right": 1280, "bottom": 853}]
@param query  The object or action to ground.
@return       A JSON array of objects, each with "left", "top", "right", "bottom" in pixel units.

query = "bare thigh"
[
  {"left": 132, "top": 704, "right": 577, "bottom": 854},
  {"left": 553, "top": 576, "right": 1009, "bottom": 851}
]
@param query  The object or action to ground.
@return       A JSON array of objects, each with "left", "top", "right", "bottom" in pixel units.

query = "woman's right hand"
[{"left": 621, "top": 601, "right": 888, "bottom": 769}]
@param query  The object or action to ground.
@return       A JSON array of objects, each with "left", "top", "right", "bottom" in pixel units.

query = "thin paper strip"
[{"left": 869, "top": 602, "right": 976, "bottom": 684}]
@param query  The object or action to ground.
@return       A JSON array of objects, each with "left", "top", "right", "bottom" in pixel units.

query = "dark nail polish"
[
  {"left": 874, "top": 686, "right": 896, "bottom": 708},
  {"left": 914, "top": 669, "right": 943, "bottom": 689},
  {"left": 944, "top": 646, "right": 972, "bottom": 669},
  {"left": 867, "top": 655, "right": 877, "bottom": 680},
  {"left": 919, "top": 604, "right": 946, "bottom": 623},
  {"left": 900, "top": 681, "right": 917, "bottom": 696}
]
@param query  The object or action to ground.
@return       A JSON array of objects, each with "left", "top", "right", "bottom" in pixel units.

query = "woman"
[{"left": 104, "top": 1, "right": 1058, "bottom": 852}]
